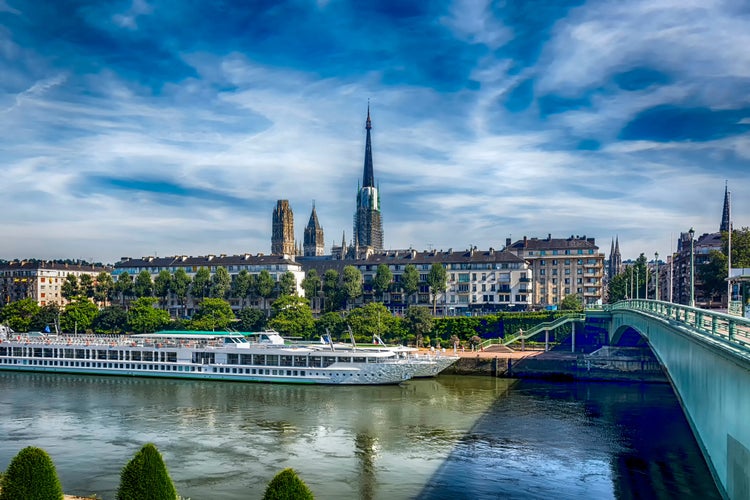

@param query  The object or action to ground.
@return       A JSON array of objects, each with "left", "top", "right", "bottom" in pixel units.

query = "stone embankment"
[{"left": 442, "top": 346, "right": 667, "bottom": 382}]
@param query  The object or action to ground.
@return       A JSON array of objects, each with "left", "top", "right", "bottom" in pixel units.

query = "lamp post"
[
  {"left": 636, "top": 266, "right": 640, "bottom": 299},
  {"left": 629, "top": 265, "right": 633, "bottom": 299},
  {"left": 655, "top": 252, "right": 659, "bottom": 301},
  {"left": 689, "top": 227, "right": 695, "bottom": 307}
]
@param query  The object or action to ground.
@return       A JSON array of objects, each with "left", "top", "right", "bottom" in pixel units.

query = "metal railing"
[
  {"left": 609, "top": 300, "right": 750, "bottom": 353},
  {"left": 476, "top": 314, "right": 585, "bottom": 351}
]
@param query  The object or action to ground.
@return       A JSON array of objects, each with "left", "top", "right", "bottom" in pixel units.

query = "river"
[{"left": 0, "top": 372, "right": 718, "bottom": 499}]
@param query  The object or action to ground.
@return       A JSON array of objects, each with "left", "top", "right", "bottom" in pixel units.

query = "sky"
[{"left": 2, "top": 0, "right": 749, "bottom": 265}]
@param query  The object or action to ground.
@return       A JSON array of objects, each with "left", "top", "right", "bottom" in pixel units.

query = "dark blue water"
[{"left": 0, "top": 373, "right": 718, "bottom": 499}]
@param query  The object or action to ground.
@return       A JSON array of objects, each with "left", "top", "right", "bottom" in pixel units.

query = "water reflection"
[{"left": 0, "top": 373, "right": 718, "bottom": 499}]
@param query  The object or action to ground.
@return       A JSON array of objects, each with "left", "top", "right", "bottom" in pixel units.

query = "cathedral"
[{"left": 271, "top": 105, "right": 383, "bottom": 258}]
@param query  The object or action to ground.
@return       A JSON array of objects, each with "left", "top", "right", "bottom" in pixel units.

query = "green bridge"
[{"left": 588, "top": 300, "right": 750, "bottom": 499}]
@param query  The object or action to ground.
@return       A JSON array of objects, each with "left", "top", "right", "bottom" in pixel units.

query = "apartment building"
[
  {"left": 0, "top": 260, "right": 110, "bottom": 307},
  {"left": 506, "top": 235, "right": 605, "bottom": 307}
]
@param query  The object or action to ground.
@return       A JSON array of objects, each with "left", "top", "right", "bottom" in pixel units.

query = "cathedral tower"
[
  {"left": 272, "top": 200, "right": 295, "bottom": 255},
  {"left": 353, "top": 104, "right": 384, "bottom": 251},
  {"left": 303, "top": 203, "right": 325, "bottom": 256}
]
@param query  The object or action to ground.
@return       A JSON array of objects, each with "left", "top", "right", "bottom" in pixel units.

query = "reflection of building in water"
[{"left": 356, "top": 432, "right": 378, "bottom": 500}]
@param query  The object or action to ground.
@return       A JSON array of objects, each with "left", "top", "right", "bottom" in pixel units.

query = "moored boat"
[{"left": 0, "top": 327, "right": 415, "bottom": 385}]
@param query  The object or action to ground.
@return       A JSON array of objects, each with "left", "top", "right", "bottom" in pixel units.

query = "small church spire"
[{"left": 721, "top": 181, "right": 731, "bottom": 232}]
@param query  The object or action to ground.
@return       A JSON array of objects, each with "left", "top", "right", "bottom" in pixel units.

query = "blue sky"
[{"left": 2, "top": 0, "right": 749, "bottom": 264}]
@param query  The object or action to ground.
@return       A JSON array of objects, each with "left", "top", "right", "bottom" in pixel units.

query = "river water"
[{"left": 0, "top": 372, "right": 719, "bottom": 499}]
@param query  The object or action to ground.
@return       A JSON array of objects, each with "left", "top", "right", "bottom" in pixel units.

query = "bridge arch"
[{"left": 603, "top": 301, "right": 750, "bottom": 499}]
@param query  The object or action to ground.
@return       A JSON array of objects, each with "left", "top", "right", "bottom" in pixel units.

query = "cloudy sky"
[{"left": 2, "top": 0, "right": 749, "bottom": 264}]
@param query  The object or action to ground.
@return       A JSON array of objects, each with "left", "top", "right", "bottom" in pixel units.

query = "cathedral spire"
[
  {"left": 363, "top": 102, "right": 375, "bottom": 188},
  {"left": 721, "top": 181, "right": 731, "bottom": 232}
]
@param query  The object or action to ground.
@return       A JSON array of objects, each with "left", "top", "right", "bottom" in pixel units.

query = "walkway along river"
[{"left": 0, "top": 372, "right": 718, "bottom": 499}]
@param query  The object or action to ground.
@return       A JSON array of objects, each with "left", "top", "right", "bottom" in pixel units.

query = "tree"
[
  {"left": 133, "top": 270, "right": 154, "bottom": 298},
  {"left": 60, "top": 299, "right": 99, "bottom": 333},
  {"left": 92, "top": 305, "right": 128, "bottom": 334},
  {"left": 115, "top": 272, "right": 134, "bottom": 307},
  {"left": 278, "top": 271, "right": 297, "bottom": 297},
  {"left": 30, "top": 303, "right": 61, "bottom": 332},
  {"left": 346, "top": 302, "right": 394, "bottom": 341},
  {"left": 256, "top": 270, "right": 275, "bottom": 314},
  {"left": 116, "top": 443, "right": 177, "bottom": 500},
  {"left": 560, "top": 294, "right": 583, "bottom": 311},
  {"left": 79, "top": 274, "right": 95, "bottom": 299},
  {"left": 269, "top": 295, "right": 314, "bottom": 339},
  {"left": 153, "top": 271, "right": 172, "bottom": 309},
  {"left": 237, "top": 307, "right": 266, "bottom": 331},
  {"left": 95, "top": 271, "right": 115, "bottom": 307},
  {"left": 191, "top": 267, "right": 211, "bottom": 300},
  {"left": 170, "top": 269, "right": 191, "bottom": 317},
  {"left": 698, "top": 250, "right": 728, "bottom": 305},
  {"left": 372, "top": 264, "right": 392, "bottom": 301},
  {"left": 314, "top": 311, "right": 345, "bottom": 341},
  {"left": 263, "top": 468, "right": 314, "bottom": 500},
  {"left": 400, "top": 264, "right": 420, "bottom": 305},
  {"left": 210, "top": 267, "right": 232, "bottom": 299},
  {"left": 322, "top": 269, "right": 341, "bottom": 312},
  {"left": 607, "top": 272, "right": 629, "bottom": 303},
  {"left": 405, "top": 306, "right": 433, "bottom": 347},
  {"left": 301, "top": 269, "right": 321, "bottom": 303},
  {"left": 190, "top": 298, "right": 235, "bottom": 331},
  {"left": 0, "top": 446, "right": 63, "bottom": 500},
  {"left": 232, "top": 269, "right": 254, "bottom": 309},
  {"left": 341, "top": 265, "right": 363, "bottom": 309},
  {"left": 127, "top": 297, "right": 170, "bottom": 334},
  {"left": 61, "top": 274, "right": 79, "bottom": 301},
  {"left": 426, "top": 263, "right": 447, "bottom": 315}
]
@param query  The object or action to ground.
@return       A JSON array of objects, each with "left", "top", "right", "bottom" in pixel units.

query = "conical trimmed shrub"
[
  {"left": 263, "top": 468, "right": 314, "bottom": 500},
  {"left": 0, "top": 446, "right": 63, "bottom": 500},
  {"left": 116, "top": 443, "right": 177, "bottom": 500}
]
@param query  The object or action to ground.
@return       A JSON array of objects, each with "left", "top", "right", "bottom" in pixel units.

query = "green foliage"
[
  {"left": 559, "top": 294, "right": 583, "bottom": 311},
  {"left": 170, "top": 269, "right": 192, "bottom": 310},
  {"left": 190, "top": 298, "right": 235, "bottom": 331},
  {"left": 237, "top": 307, "right": 267, "bottom": 331},
  {"left": 269, "top": 295, "right": 314, "bottom": 338},
  {"left": 95, "top": 271, "right": 115, "bottom": 306},
  {"left": 345, "top": 302, "right": 395, "bottom": 341},
  {"left": 0, "top": 298, "right": 40, "bottom": 331},
  {"left": 607, "top": 272, "right": 628, "bottom": 303},
  {"left": 256, "top": 270, "right": 275, "bottom": 312},
  {"left": 231, "top": 270, "right": 254, "bottom": 308},
  {"left": 278, "top": 271, "right": 297, "bottom": 297},
  {"left": 61, "top": 274, "right": 79, "bottom": 301},
  {"left": 426, "top": 263, "right": 447, "bottom": 314},
  {"left": 263, "top": 468, "right": 314, "bottom": 500},
  {"left": 116, "top": 443, "right": 177, "bottom": 500},
  {"left": 726, "top": 226, "right": 750, "bottom": 267},
  {"left": 134, "top": 270, "right": 154, "bottom": 298},
  {"left": 404, "top": 306, "right": 433, "bottom": 347},
  {"left": 210, "top": 267, "right": 232, "bottom": 299},
  {"left": 115, "top": 272, "right": 134, "bottom": 306},
  {"left": 301, "top": 269, "right": 321, "bottom": 302},
  {"left": 698, "top": 250, "right": 728, "bottom": 303},
  {"left": 322, "top": 270, "right": 342, "bottom": 312},
  {"left": 341, "top": 266, "right": 362, "bottom": 308},
  {"left": 372, "top": 264, "right": 392, "bottom": 299},
  {"left": 314, "top": 312, "right": 345, "bottom": 341},
  {"left": 128, "top": 297, "right": 171, "bottom": 334},
  {"left": 154, "top": 271, "right": 172, "bottom": 307},
  {"left": 30, "top": 304, "right": 60, "bottom": 331},
  {"left": 400, "top": 264, "right": 420, "bottom": 301},
  {"left": 92, "top": 305, "right": 128, "bottom": 334},
  {"left": 79, "top": 274, "right": 95, "bottom": 299},
  {"left": 191, "top": 268, "right": 211, "bottom": 300},
  {"left": 0, "top": 446, "right": 63, "bottom": 500},
  {"left": 60, "top": 299, "right": 98, "bottom": 333}
]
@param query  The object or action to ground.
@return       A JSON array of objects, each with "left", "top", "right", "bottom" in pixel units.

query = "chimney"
[
  {"left": 506, "top": 237, "right": 511, "bottom": 247},
  {"left": 523, "top": 236, "right": 527, "bottom": 247}
]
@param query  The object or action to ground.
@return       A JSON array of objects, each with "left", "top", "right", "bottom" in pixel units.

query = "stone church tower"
[
  {"left": 303, "top": 203, "right": 325, "bottom": 256},
  {"left": 353, "top": 105, "right": 384, "bottom": 251},
  {"left": 272, "top": 200, "right": 295, "bottom": 255},
  {"left": 608, "top": 236, "right": 622, "bottom": 278}
]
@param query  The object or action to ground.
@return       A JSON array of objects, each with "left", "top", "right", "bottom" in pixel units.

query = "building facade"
[
  {"left": 353, "top": 106, "right": 384, "bottom": 252},
  {"left": 300, "top": 247, "right": 532, "bottom": 315},
  {"left": 114, "top": 254, "right": 304, "bottom": 317},
  {"left": 0, "top": 261, "right": 110, "bottom": 307},
  {"left": 271, "top": 200, "right": 295, "bottom": 256},
  {"left": 506, "top": 235, "right": 605, "bottom": 307}
]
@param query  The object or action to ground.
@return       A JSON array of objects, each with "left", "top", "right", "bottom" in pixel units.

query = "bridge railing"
[{"left": 610, "top": 300, "right": 750, "bottom": 353}]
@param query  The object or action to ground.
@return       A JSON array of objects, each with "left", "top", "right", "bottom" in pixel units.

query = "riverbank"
[{"left": 440, "top": 346, "right": 668, "bottom": 382}]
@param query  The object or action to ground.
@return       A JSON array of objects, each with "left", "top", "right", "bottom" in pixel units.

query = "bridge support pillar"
[{"left": 571, "top": 322, "right": 576, "bottom": 353}]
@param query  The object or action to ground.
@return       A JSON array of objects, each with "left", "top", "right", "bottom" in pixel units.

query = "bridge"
[{"left": 598, "top": 300, "right": 750, "bottom": 500}]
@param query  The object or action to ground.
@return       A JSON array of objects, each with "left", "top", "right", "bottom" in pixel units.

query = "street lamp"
[
  {"left": 636, "top": 266, "right": 639, "bottom": 299},
  {"left": 655, "top": 252, "right": 659, "bottom": 301},
  {"left": 689, "top": 227, "right": 695, "bottom": 307}
]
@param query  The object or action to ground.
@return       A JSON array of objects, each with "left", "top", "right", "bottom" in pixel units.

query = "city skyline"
[{"left": 1, "top": 1, "right": 749, "bottom": 264}]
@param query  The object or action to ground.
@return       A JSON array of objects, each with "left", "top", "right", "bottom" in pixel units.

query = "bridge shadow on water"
[{"left": 417, "top": 379, "right": 720, "bottom": 500}]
